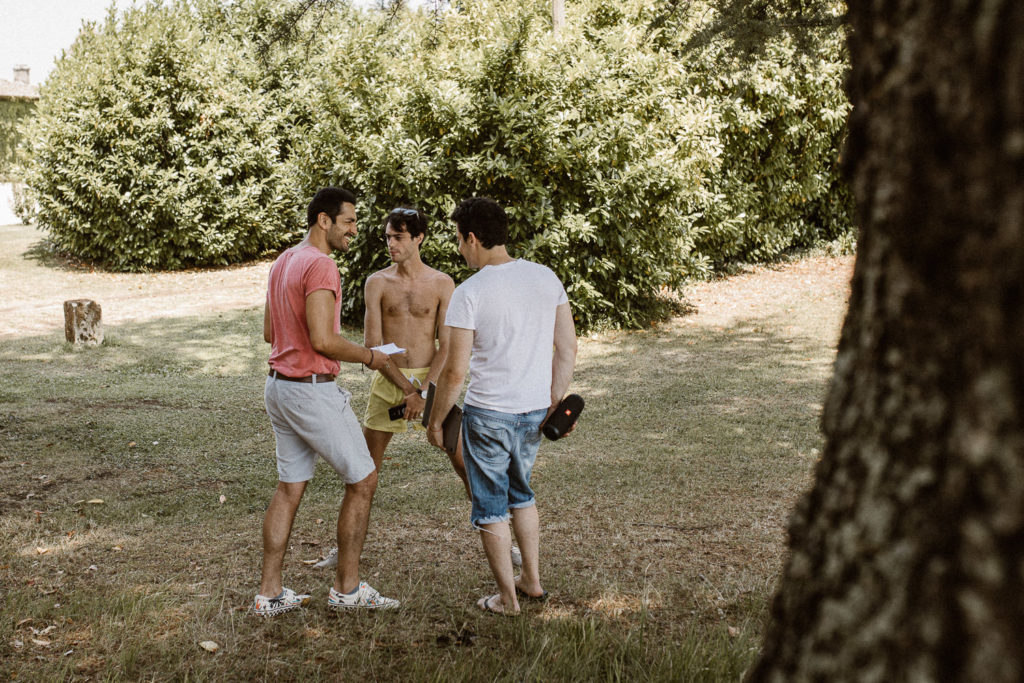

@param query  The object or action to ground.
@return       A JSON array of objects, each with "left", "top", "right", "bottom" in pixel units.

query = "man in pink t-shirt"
[{"left": 254, "top": 187, "right": 400, "bottom": 616}]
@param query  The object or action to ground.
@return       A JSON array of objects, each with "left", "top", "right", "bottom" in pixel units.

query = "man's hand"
[
  {"left": 364, "top": 350, "right": 391, "bottom": 372},
  {"left": 403, "top": 391, "right": 426, "bottom": 421},
  {"left": 543, "top": 401, "right": 577, "bottom": 439},
  {"left": 426, "top": 425, "right": 445, "bottom": 450},
  {"left": 427, "top": 326, "right": 472, "bottom": 452}
]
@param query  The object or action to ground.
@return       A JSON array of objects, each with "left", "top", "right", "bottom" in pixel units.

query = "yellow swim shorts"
[{"left": 362, "top": 367, "right": 431, "bottom": 433}]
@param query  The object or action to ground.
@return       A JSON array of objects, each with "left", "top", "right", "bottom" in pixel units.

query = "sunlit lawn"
[{"left": 0, "top": 248, "right": 847, "bottom": 681}]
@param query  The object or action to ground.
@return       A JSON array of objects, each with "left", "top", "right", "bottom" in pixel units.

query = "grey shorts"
[{"left": 264, "top": 376, "right": 375, "bottom": 484}]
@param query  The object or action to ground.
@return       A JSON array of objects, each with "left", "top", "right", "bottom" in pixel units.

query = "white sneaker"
[
  {"left": 327, "top": 581, "right": 400, "bottom": 610},
  {"left": 511, "top": 545, "right": 522, "bottom": 568},
  {"left": 314, "top": 548, "right": 338, "bottom": 569},
  {"left": 252, "top": 587, "right": 311, "bottom": 617}
]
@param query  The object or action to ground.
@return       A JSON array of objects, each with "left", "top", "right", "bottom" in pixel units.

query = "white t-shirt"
[{"left": 445, "top": 259, "right": 569, "bottom": 413}]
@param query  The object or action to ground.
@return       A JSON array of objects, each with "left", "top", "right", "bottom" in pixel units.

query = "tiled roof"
[{"left": 0, "top": 79, "right": 39, "bottom": 100}]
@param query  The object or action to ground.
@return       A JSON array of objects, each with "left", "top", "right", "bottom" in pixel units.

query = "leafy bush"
[
  {"left": 21, "top": 1, "right": 303, "bottom": 270},
  {"left": 286, "top": 0, "right": 852, "bottom": 329},
  {"left": 1, "top": 99, "right": 37, "bottom": 182},
  {"left": 10, "top": 182, "right": 35, "bottom": 224},
  {"left": 292, "top": 1, "right": 721, "bottom": 330},
  {"left": 632, "top": 0, "right": 854, "bottom": 266},
  {"left": 20, "top": 0, "right": 853, "bottom": 330},
  {"left": 689, "top": 41, "right": 853, "bottom": 265}
]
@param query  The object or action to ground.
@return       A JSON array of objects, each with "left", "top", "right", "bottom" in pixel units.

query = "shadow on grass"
[
  {"left": 21, "top": 237, "right": 91, "bottom": 272},
  {"left": 0, "top": 309, "right": 284, "bottom": 514},
  {"left": 0, "top": 305, "right": 836, "bottom": 681},
  {"left": 18, "top": 234, "right": 276, "bottom": 275}
]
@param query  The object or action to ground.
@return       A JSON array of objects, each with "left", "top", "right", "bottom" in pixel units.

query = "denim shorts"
[
  {"left": 461, "top": 403, "right": 548, "bottom": 527},
  {"left": 264, "top": 376, "right": 375, "bottom": 485}
]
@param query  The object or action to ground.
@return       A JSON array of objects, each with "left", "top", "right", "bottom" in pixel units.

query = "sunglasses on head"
[{"left": 391, "top": 208, "right": 419, "bottom": 219}]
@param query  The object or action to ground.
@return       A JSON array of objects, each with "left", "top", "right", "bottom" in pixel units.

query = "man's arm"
[
  {"left": 427, "top": 326, "right": 472, "bottom": 450},
  {"left": 548, "top": 302, "right": 578, "bottom": 417},
  {"left": 306, "top": 289, "right": 387, "bottom": 369},
  {"left": 263, "top": 298, "right": 273, "bottom": 344},
  {"left": 363, "top": 275, "right": 384, "bottom": 349},
  {"left": 423, "top": 275, "right": 456, "bottom": 387}
]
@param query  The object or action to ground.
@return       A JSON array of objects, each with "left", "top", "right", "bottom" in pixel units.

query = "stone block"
[{"left": 64, "top": 299, "right": 103, "bottom": 346}]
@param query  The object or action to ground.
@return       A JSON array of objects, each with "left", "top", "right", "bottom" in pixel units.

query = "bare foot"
[
  {"left": 477, "top": 594, "right": 519, "bottom": 616},
  {"left": 514, "top": 576, "right": 547, "bottom": 600}
]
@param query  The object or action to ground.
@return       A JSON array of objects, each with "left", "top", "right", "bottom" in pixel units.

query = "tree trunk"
[
  {"left": 751, "top": 2, "right": 1024, "bottom": 681},
  {"left": 552, "top": 0, "right": 565, "bottom": 37}
]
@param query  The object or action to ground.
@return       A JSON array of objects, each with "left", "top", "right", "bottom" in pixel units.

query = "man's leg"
[
  {"left": 451, "top": 435, "right": 517, "bottom": 562},
  {"left": 260, "top": 480, "right": 308, "bottom": 597},
  {"left": 362, "top": 427, "right": 394, "bottom": 471},
  {"left": 479, "top": 521, "right": 519, "bottom": 614},
  {"left": 511, "top": 504, "right": 543, "bottom": 596},
  {"left": 334, "top": 468, "right": 378, "bottom": 594},
  {"left": 449, "top": 436, "right": 472, "bottom": 499},
  {"left": 314, "top": 423, "right": 390, "bottom": 571}
]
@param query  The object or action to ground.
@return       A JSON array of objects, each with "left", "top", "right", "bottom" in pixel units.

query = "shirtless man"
[
  {"left": 360, "top": 206, "right": 469, "bottom": 495},
  {"left": 316, "top": 206, "right": 520, "bottom": 570}
]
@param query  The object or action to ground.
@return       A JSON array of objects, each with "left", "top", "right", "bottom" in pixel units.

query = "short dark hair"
[
  {"left": 386, "top": 206, "right": 428, "bottom": 240},
  {"left": 450, "top": 197, "right": 508, "bottom": 249},
  {"left": 307, "top": 187, "right": 356, "bottom": 228}
]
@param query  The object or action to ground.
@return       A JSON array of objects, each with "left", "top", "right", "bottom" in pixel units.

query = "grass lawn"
[{"left": 0, "top": 226, "right": 851, "bottom": 681}]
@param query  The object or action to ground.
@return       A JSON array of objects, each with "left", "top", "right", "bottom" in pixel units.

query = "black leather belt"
[{"left": 269, "top": 369, "right": 336, "bottom": 383}]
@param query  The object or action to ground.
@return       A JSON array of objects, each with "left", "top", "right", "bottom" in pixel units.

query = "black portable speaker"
[{"left": 542, "top": 394, "right": 584, "bottom": 440}]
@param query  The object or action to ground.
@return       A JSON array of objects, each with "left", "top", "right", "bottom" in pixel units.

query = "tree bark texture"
[{"left": 751, "top": 2, "right": 1024, "bottom": 681}]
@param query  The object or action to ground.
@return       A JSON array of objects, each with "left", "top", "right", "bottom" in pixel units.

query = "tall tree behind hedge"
[{"left": 23, "top": 1, "right": 302, "bottom": 270}]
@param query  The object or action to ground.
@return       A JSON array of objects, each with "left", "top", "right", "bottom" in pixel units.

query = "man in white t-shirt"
[{"left": 427, "top": 197, "right": 578, "bottom": 615}]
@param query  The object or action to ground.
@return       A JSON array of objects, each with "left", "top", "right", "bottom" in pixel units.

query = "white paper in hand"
[{"left": 372, "top": 343, "right": 405, "bottom": 355}]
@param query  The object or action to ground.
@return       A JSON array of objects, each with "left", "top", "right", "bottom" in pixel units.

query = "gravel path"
[
  {"left": 1, "top": 224, "right": 270, "bottom": 339},
  {"left": 1, "top": 222, "right": 854, "bottom": 341}
]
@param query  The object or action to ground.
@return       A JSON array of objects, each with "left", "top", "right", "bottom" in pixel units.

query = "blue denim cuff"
[{"left": 472, "top": 513, "right": 511, "bottom": 528}]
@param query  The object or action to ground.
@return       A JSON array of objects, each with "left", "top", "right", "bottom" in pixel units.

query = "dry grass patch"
[{"left": 1, "top": 225, "right": 853, "bottom": 680}]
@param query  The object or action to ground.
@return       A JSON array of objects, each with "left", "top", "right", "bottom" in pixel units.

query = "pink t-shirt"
[{"left": 266, "top": 245, "right": 342, "bottom": 377}]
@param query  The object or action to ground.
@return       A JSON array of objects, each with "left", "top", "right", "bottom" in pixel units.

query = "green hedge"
[
  {"left": 688, "top": 41, "right": 853, "bottom": 266},
  {"left": 21, "top": 0, "right": 853, "bottom": 330},
  {"left": 0, "top": 99, "right": 35, "bottom": 181},
  {"left": 21, "top": 1, "right": 303, "bottom": 270},
  {"left": 290, "top": 2, "right": 719, "bottom": 329}
]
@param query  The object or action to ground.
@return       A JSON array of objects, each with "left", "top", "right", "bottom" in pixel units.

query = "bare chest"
[{"left": 381, "top": 286, "right": 438, "bottom": 320}]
